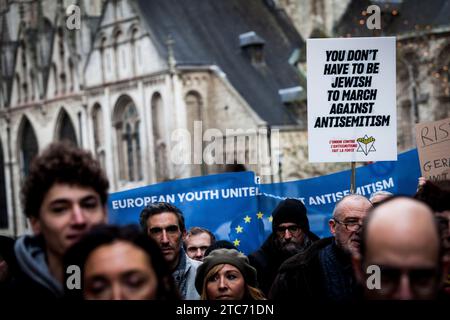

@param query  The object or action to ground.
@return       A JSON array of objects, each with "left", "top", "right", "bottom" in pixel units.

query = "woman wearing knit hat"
[{"left": 195, "top": 248, "right": 265, "bottom": 300}]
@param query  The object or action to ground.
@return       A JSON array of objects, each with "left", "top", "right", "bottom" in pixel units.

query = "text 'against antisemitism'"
[{"left": 315, "top": 49, "right": 390, "bottom": 129}]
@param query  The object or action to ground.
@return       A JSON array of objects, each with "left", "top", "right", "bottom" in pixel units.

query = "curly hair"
[{"left": 21, "top": 142, "right": 109, "bottom": 218}]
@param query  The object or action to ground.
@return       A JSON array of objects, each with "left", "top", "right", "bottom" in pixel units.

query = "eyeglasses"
[
  {"left": 149, "top": 225, "right": 180, "bottom": 236},
  {"left": 377, "top": 265, "right": 439, "bottom": 296},
  {"left": 276, "top": 225, "right": 302, "bottom": 236},
  {"left": 333, "top": 218, "right": 362, "bottom": 232}
]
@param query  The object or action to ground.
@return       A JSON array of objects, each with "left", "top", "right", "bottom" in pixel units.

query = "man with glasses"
[
  {"left": 140, "top": 202, "right": 200, "bottom": 299},
  {"left": 369, "top": 190, "right": 393, "bottom": 206},
  {"left": 249, "top": 198, "right": 319, "bottom": 296},
  {"left": 270, "top": 194, "right": 371, "bottom": 301},
  {"left": 352, "top": 196, "right": 447, "bottom": 299}
]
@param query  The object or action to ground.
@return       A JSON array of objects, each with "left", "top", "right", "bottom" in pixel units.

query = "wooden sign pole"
[{"left": 350, "top": 162, "right": 356, "bottom": 194}]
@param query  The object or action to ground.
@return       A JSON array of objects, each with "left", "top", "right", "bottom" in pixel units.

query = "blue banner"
[{"left": 108, "top": 149, "right": 421, "bottom": 254}]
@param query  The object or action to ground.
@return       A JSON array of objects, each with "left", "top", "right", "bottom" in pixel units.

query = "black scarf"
[{"left": 318, "top": 240, "right": 356, "bottom": 302}]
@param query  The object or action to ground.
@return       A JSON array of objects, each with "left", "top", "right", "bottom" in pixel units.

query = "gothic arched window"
[
  {"left": 68, "top": 59, "right": 75, "bottom": 92},
  {"left": 114, "top": 96, "right": 142, "bottom": 181},
  {"left": 18, "top": 117, "right": 38, "bottom": 178},
  {"left": 52, "top": 64, "right": 58, "bottom": 95},
  {"left": 185, "top": 90, "right": 202, "bottom": 135},
  {"left": 113, "top": 29, "right": 124, "bottom": 78},
  {"left": 22, "top": 82, "right": 28, "bottom": 102},
  {"left": 15, "top": 74, "right": 21, "bottom": 103},
  {"left": 30, "top": 71, "right": 35, "bottom": 100},
  {"left": 0, "top": 141, "right": 8, "bottom": 228},
  {"left": 92, "top": 103, "right": 105, "bottom": 168},
  {"left": 60, "top": 72, "right": 66, "bottom": 94},
  {"left": 99, "top": 36, "right": 107, "bottom": 82},
  {"left": 56, "top": 109, "right": 77, "bottom": 145},
  {"left": 130, "top": 26, "right": 139, "bottom": 76},
  {"left": 185, "top": 91, "right": 204, "bottom": 176},
  {"left": 151, "top": 92, "right": 168, "bottom": 182}
]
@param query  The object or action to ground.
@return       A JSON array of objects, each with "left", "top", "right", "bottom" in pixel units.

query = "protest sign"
[
  {"left": 307, "top": 37, "right": 397, "bottom": 162},
  {"left": 108, "top": 149, "right": 420, "bottom": 255},
  {"left": 415, "top": 117, "right": 450, "bottom": 181}
]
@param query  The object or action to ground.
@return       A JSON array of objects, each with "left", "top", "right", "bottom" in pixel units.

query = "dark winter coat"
[
  {"left": 7, "top": 235, "right": 63, "bottom": 299},
  {"left": 248, "top": 231, "right": 319, "bottom": 296},
  {"left": 269, "top": 237, "right": 357, "bottom": 302}
]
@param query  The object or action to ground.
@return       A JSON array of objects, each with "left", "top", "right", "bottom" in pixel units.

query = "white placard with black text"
[{"left": 307, "top": 37, "right": 397, "bottom": 162}]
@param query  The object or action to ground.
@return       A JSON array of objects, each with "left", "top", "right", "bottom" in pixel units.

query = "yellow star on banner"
[
  {"left": 244, "top": 215, "right": 251, "bottom": 223},
  {"left": 235, "top": 225, "right": 243, "bottom": 233},
  {"left": 268, "top": 216, "right": 273, "bottom": 222},
  {"left": 233, "top": 239, "right": 240, "bottom": 247},
  {"left": 257, "top": 212, "right": 264, "bottom": 219}
]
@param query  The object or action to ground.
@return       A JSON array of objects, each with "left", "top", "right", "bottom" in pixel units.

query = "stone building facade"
[
  {"left": 0, "top": 0, "right": 312, "bottom": 237},
  {"left": 277, "top": 0, "right": 352, "bottom": 39}
]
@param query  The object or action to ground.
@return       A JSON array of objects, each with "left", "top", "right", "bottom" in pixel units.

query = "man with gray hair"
[
  {"left": 369, "top": 190, "right": 393, "bottom": 205},
  {"left": 140, "top": 202, "right": 200, "bottom": 300},
  {"left": 270, "top": 194, "right": 372, "bottom": 301}
]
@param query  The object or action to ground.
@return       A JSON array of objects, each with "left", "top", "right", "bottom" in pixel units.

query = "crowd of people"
[{"left": 0, "top": 142, "right": 449, "bottom": 301}]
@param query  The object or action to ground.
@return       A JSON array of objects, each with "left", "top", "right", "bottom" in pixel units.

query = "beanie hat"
[
  {"left": 195, "top": 248, "right": 257, "bottom": 295},
  {"left": 271, "top": 198, "right": 310, "bottom": 232}
]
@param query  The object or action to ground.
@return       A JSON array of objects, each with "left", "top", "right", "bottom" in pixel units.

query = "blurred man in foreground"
[{"left": 353, "top": 196, "right": 447, "bottom": 300}]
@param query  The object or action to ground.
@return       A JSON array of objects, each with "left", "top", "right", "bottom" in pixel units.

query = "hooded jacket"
[{"left": 11, "top": 235, "right": 63, "bottom": 299}]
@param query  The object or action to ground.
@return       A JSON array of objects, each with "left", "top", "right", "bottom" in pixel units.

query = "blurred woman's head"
[
  {"left": 64, "top": 224, "right": 179, "bottom": 300},
  {"left": 414, "top": 180, "right": 450, "bottom": 257},
  {"left": 195, "top": 248, "right": 265, "bottom": 300},
  {"left": 0, "top": 236, "right": 17, "bottom": 283}
]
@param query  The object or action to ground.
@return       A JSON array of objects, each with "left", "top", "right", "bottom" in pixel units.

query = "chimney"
[
  {"left": 239, "top": 31, "right": 265, "bottom": 66},
  {"left": 278, "top": 86, "right": 305, "bottom": 103}
]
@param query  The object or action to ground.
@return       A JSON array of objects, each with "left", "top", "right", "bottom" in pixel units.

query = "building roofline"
[{"left": 396, "top": 25, "right": 450, "bottom": 40}]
